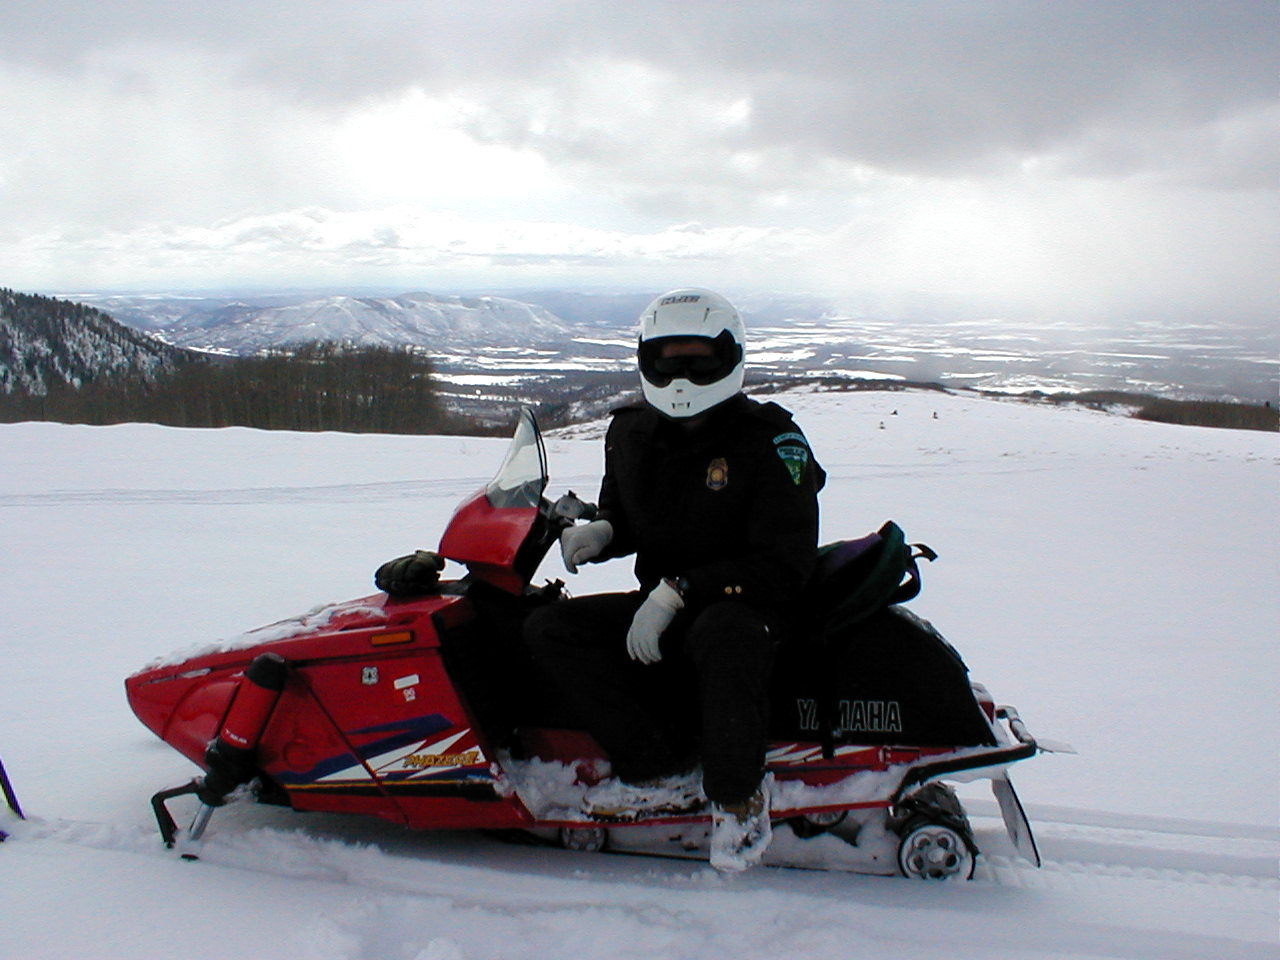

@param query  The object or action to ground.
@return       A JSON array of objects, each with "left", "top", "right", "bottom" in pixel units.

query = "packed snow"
[{"left": 1, "top": 387, "right": 1276, "bottom": 959}]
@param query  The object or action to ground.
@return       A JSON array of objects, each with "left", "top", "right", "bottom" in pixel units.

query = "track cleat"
[{"left": 582, "top": 768, "right": 705, "bottom": 821}]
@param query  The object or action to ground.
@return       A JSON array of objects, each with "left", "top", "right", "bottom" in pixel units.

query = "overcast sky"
[{"left": 2, "top": 1, "right": 1276, "bottom": 324}]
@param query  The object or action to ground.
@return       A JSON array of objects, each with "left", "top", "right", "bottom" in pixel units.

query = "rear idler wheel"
[
  {"left": 789, "top": 809, "right": 849, "bottom": 839},
  {"left": 896, "top": 818, "right": 975, "bottom": 881},
  {"left": 559, "top": 825, "right": 608, "bottom": 853}
]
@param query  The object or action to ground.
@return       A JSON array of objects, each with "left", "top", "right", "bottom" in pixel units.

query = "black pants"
[{"left": 524, "top": 592, "right": 776, "bottom": 804}]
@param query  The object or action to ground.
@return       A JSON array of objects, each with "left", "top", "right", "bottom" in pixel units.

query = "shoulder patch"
[{"left": 773, "top": 432, "right": 810, "bottom": 486}]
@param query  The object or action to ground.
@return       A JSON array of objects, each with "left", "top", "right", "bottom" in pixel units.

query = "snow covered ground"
[{"left": 0, "top": 387, "right": 1276, "bottom": 959}]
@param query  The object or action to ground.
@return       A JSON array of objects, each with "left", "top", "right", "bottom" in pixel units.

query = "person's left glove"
[
  {"left": 626, "top": 579, "right": 684, "bottom": 664},
  {"left": 375, "top": 550, "right": 444, "bottom": 597}
]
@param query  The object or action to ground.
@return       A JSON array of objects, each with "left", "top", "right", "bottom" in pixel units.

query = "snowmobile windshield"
[{"left": 485, "top": 407, "right": 548, "bottom": 509}]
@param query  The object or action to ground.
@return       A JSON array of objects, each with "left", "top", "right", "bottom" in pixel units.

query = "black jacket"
[{"left": 594, "top": 394, "right": 825, "bottom": 614}]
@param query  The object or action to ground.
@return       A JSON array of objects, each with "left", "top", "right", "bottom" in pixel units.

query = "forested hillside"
[{"left": 1, "top": 288, "right": 187, "bottom": 395}]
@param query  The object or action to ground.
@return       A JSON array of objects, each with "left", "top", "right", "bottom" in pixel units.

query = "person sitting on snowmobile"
[{"left": 524, "top": 287, "right": 825, "bottom": 871}]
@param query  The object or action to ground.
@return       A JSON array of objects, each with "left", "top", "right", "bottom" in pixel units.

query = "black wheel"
[
  {"left": 558, "top": 825, "right": 608, "bottom": 853},
  {"left": 789, "top": 809, "right": 848, "bottom": 839},
  {"left": 897, "top": 818, "right": 975, "bottom": 881}
]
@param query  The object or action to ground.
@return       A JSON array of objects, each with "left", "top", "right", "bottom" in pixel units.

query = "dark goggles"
[{"left": 638, "top": 331, "right": 743, "bottom": 388}]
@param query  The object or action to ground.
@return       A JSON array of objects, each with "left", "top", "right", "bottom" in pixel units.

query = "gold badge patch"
[{"left": 706, "top": 457, "right": 729, "bottom": 491}]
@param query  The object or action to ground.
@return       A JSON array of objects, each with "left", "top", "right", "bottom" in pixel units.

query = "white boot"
[{"left": 709, "top": 779, "right": 772, "bottom": 872}]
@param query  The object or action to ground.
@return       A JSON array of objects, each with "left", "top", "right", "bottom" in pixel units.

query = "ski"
[{"left": 0, "top": 753, "right": 25, "bottom": 840}]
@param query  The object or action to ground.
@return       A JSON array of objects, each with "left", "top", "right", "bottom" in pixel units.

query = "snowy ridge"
[{"left": 73, "top": 291, "right": 574, "bottom": 355}]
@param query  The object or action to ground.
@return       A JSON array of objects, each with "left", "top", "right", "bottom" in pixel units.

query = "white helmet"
[{"left": 637, "top": 288, "right": 746, "bottom": 419}]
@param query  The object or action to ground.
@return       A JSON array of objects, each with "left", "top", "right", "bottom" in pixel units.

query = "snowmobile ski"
[
  {"left": 0, "top": 753, "right": 24, "bottom": 841},
  {"left": 992, "top": 774, "right": 1041, "bottom": 867}
]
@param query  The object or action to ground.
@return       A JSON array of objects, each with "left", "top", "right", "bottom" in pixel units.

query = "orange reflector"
[{"left": 371, "top": 630, "right": 414, "bottom": 646}]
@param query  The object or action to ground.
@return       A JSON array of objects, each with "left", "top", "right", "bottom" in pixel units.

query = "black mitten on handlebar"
[{"left": 375, "top": 550, "right": 445, "bottom": 597}]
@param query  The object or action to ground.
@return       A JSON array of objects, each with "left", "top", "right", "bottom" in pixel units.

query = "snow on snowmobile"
[{"left": 127, "top": 408, "right": 1055, "bottom": 880}]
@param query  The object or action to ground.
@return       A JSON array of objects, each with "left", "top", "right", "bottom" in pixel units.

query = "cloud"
[
  {"left": 11, "top": 207, "right": 827, "bottom": 293},
  {"left": 7, "top": 1, "right": 1273, "bottom": 185},
  {"left": 1, "top": 1, "right": 1275, "bottom": 322},
  {"left": 733, "top": 3, "right": 1277, "bottom": 183},
  {"left": 18, "top": 185, "right": 1274, "bottom": 328}
]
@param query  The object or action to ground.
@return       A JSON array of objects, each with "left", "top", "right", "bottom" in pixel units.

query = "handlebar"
[{"left": 549, "top": 491, "right": 598, "bottom": 525}]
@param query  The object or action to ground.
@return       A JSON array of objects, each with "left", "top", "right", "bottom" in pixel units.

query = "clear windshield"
[{"left": 485, "top": 407, "right": 548, "bottom": 509}]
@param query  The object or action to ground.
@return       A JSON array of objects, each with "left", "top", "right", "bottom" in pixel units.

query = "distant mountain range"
[
  {"left": 69, "top": 291, "right": 576, "bottom": 355},
  {"left": 53, "top": 290, "right": 648, "bottom": 422}
]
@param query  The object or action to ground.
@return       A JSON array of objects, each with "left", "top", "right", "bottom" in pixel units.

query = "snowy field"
[{"left": 1, "top": 387, "right": 1276, "bottom": 959}]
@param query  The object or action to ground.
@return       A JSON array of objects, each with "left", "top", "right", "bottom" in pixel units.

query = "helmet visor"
[{"left": 638, "top": 331, "right": 743, "bottom": 388}]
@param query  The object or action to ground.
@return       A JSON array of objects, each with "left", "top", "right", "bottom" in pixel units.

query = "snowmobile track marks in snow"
[{"left": 969, "top": 808, "right": 1279, "bottom": 891}]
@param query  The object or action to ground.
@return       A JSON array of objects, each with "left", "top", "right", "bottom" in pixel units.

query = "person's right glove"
[
  {"left": 560, "top": 519, "right": 613, "bottom": 573},
  {"left": 625, "top": 579, "right": 684, "bottom": 664}
]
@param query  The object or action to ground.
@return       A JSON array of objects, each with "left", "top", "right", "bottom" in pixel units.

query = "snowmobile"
[{"left": 127, "top": 408, "right": 1053, "bottom": 880}]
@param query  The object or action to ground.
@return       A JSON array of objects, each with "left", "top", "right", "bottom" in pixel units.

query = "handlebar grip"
[{"left": 552, "top": 491, "right": 598, "bottom": 522}]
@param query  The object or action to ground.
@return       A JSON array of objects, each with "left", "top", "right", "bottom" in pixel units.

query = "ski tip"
[{"left": 1036, "top": 738, "right": 1078, "bottom": 755}]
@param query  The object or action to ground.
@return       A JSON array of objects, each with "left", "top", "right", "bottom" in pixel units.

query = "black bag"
[{"left": 808, "top": 520, "right": 936, "bottom": 633}]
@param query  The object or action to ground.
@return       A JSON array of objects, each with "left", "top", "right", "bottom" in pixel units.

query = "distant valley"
[{"left": 63, "top": 290, "right": 1278, "bottom": 423}]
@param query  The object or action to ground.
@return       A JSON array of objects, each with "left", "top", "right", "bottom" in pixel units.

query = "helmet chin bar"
[{"left": 642, "top": 370, "right": 744, "bottom": 419}]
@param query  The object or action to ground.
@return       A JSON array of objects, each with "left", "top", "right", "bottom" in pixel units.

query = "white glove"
[
  {"left": 626, "top": 579, "right": 685, "bottom": 664},
  {"left": 560, "top": 519, "right": 613, "bottom": 573}
]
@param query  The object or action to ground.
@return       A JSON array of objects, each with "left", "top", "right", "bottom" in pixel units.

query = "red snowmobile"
[{"left": 127, "top": 408, "right": 1051, "bottom": 879}]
